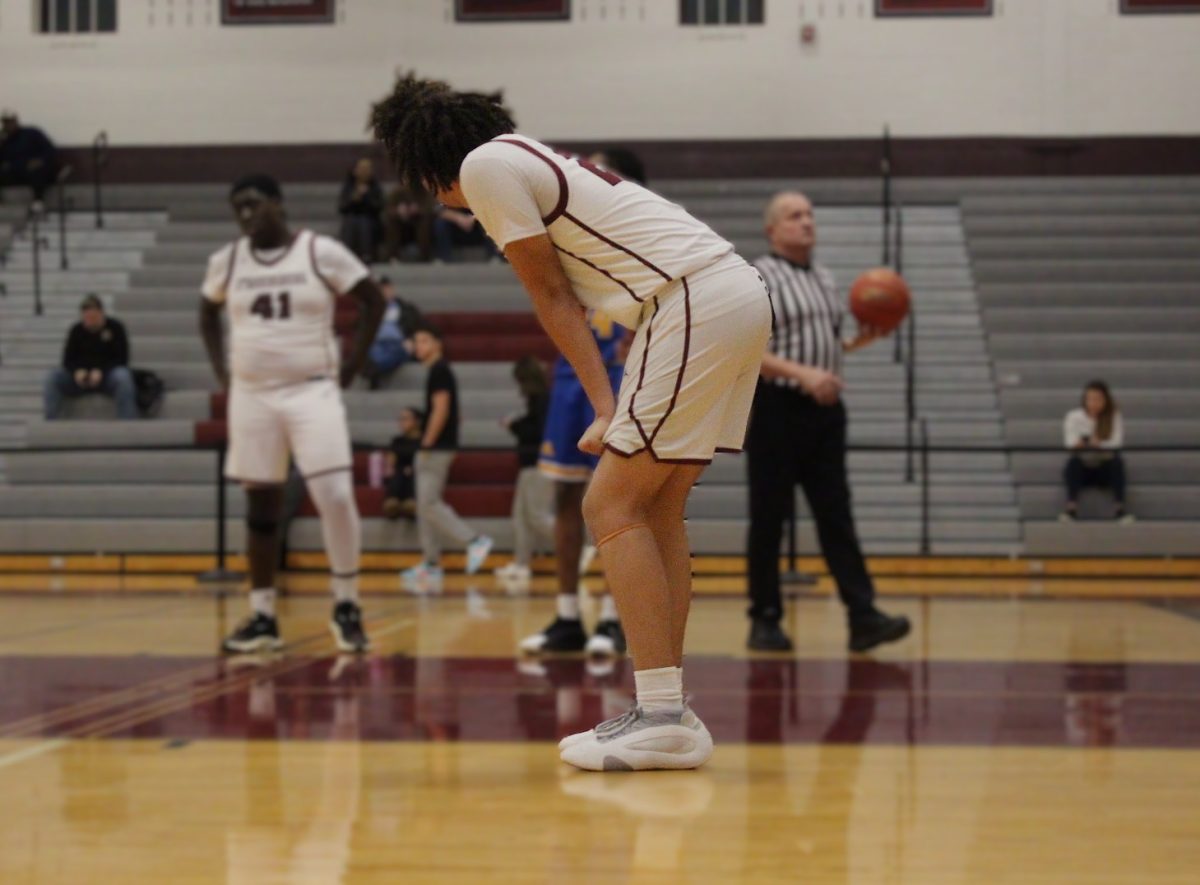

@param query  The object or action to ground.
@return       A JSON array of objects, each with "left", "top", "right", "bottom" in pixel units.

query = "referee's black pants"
[{"left": 745, "top": 383, "right": 876, "bottom": 624}]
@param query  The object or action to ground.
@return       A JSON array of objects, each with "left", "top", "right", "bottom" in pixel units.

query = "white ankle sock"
[
  {"left": 635, "top": 666, "right": 684, "bottom": 714},
  {"left": 250, "top": 588, "right": 276, "bottom": 618},
  {"left": 556, "top": 594, "right": 581, "bottom": 620},
  {"left": 332, "top": 573, "right": 359, "bottom": 603},
  {"left": 599, "top": 594, "right": 619, "bottom": 622}
]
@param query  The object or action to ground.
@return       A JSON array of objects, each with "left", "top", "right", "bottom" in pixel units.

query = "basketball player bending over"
[
  {"left": 371, "top": 75, "right": 772, "bottom": 770},
  {"left": 200, "top": 175, "right": 385, "bottom": 655}
]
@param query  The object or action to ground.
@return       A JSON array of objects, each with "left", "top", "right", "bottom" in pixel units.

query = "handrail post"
[
  {"left": 58, "top": 172, "right": 70, "bottom": 271},
  {"left": 92, "top": 131, "right": 108, "bottom": 229},
  {"left": 31, "top": 211, "right": 44, "bottom": 316},
  {"left": 919, "top": 419, "right": 931, "bottom": 555},
  {"left": 881, "top": 125, "right": 892, "bottom": 267}
]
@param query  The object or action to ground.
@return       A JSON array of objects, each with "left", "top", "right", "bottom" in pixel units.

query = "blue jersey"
[{"left": 553, "top": 311, "right": 625, "bottom": 378}]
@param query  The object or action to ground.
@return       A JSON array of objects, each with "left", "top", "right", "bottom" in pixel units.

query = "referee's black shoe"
[
  {"left": 748, "top": 618, "right": 794, "bottom": 652},
  {"left": 849, "top": 610, "right": 911, "bottom": 653}
]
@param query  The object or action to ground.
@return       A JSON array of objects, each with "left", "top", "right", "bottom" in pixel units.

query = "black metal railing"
[{"left": 93, "top": 131, "right": 109, "bottom": 230}]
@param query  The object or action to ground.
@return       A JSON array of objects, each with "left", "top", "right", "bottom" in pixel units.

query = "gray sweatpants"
[
  {"left": 415, "top": 450, "right": 475, "bottom": 563},
  {"left": 511, "top": 467, "right": 555, "bottom": 566}
]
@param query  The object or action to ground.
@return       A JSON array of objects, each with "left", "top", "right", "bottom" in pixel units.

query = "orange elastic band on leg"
[{"left": 596, "top": 523, "right": 648, "bottom": 548}]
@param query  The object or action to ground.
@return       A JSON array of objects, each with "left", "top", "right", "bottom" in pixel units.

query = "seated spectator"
[
  {"left": 0, "top": 110, "right": 59, "bottom": 212},
  {"left": 364, "top": 276, "right": 423, "bottom": 389},
  {"left": 1061, "top": 380, "right": 1133, "bottom": 523},
  {"left": 383, "top": 407, "right": 423, "bottom": 520},
  {"left": 494, "top": 356, "right": 554, "bottom": 590},
  {"left": 383, "top": 184, "right": 434, "bottom": 263},
  {"left": 433, "top": 206, "right": 498, "bottom": 263},
  {"left": 338, "top": 157, "right": 385, "bottom": 263},
  {"left": 43, "top": 294, "right": 137, "bottom": 420}
]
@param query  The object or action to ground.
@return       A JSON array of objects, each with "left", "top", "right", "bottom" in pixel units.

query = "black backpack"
[{"left": 131, "top": 368, "right": 165, "bottom": 416}]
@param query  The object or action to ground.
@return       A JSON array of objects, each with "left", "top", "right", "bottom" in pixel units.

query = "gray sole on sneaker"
[{"left": 222, "top": 636, "right": 283, "bottom": 654}]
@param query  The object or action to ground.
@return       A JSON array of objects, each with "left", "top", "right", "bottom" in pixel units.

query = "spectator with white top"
[{"left": 1061, "top": 380, "right": 1133, "bottom": 523}]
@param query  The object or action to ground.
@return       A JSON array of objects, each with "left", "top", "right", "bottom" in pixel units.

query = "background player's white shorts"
[
  {"left": 604, "top": 253, "right": 773, "bottom": 464},
  {"left": 226, "top": 378, "right": 353, "bottom": 484}
]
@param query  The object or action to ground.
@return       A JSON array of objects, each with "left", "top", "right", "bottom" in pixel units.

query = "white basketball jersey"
[
  {"left": 202, "top": 230, "right": 369, "bottom": 389},
  {"left": 460, "top": 134, "right": 734, "bottom": 328}
]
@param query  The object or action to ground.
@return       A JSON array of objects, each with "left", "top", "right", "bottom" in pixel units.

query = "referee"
[{"left": 745, "top": 191, "right": 911, "bottom": 653}]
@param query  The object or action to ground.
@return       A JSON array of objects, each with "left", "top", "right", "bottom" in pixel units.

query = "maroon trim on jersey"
[
  {"left": 715, "top": 447, "right": 743, "bottom": 454},
  {"left": 553, "top": 245, "right": 644, "bottom": 302},
  {"left": 302, "top": 464, "right": 353, "bottom": 481},
  {"left": 647, "top": 277, "right": 692, "bottom": 449},
  {"left": 249, "top": 231, "right": 301, "bottom": 267},
  {"left": 494, "top": 137, "right": 568, "bottom": 225},
  {"left": 628, "top": 297, "right": 659, "bottom": 450},
  {"left": 562, "top": 210, "right": 672, "bottom": 282},
  {"left": 307, "top": 232, "right": 340, "bottom": 297}
]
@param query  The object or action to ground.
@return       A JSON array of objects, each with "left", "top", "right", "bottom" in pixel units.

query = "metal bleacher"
[{"left": 1, "top": 175, "right": 1197, "bottom": 557}]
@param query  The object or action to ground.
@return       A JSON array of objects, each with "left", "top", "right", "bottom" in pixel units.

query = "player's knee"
[{"left": 581, "top": 484, "right": 638, "bottom": 537}]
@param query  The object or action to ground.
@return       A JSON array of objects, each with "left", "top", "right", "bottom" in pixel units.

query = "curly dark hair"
[{"left": 369, "top": 72, "right": 516, "bottom": 192}]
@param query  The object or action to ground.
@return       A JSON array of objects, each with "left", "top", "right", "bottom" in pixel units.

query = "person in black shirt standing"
[
  {"left": 746, "top": 191, "right": 910, "bottom": 653},
  {"left": 42, "top": 294, "right": 137, "bottom": 419},
  {"left": 400, "top": 323, "right": 493, "bottom": 592}
]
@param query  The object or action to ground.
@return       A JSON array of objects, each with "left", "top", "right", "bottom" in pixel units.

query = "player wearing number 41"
[
  {"left": 371, "top": 74, "right": 773, "bottom": 772},
  {"left": 199, "top": 174, "right": 385, "bottom": 656}
]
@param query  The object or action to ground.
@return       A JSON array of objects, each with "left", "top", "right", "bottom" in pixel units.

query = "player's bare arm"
[
  {"left": 339, "top": 277, "right": 386, "bottom": 388},
  {"left": 503, "top": 233, "right": 615, "bottom": 454},
  {"left": 198, "top": 297, "right": 229, "bottom": 389},
  {"left": 760, "top": 352, "right": 842, "bottom": 405}
]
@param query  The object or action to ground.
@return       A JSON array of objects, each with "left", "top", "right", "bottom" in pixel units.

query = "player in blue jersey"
[{"left": 516, "top": 149, "right": 645, "bottom": 658}]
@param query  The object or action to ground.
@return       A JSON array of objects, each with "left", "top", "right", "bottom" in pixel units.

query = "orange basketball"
[{"left": 849, "top": 268, "right": 911, "bottom": 333}]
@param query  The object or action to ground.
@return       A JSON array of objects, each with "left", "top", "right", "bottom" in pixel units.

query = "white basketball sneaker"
[{"left": 558, "top": 705, "right": 714, "bottom": 771}]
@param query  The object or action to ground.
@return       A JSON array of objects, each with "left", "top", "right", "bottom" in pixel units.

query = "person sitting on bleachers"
[
  {"left": 363, "top": 276, "right": 423, "bottom": 388},
  {"left": 1061, "top": 380, "right": 1133, "bottom": 523},
  {"left": 494, "top": 355, "right": 553, "bottom": 590},
  {"left": 383, "top": 184, "right": 434, "bottom": 263},
  {"left": 383, "top": 407, "right": 423, "bottom": 520},
  {"left": 338, "top": 157, "right": 385, "bottom": 262},
  {"left": 432, "top": 204, "right": 498, "bottom": 263},
  {"left": 0, "top": 109, "right": 60, "bottom": 214},
  {"left": 42, "top": 294, "right": 137, "bottom": 420}
]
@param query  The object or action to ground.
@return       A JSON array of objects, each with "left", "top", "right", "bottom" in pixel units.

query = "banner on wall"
[
  {"left": 221, "top": 0, "right": 335, "bottom": 26},
  {"left": 456, "top": 1, "right": 570, "bottom": 22},
  {"left": 875, "top": 0, "right": 992, "bottom": 16},
  {"left": 1121, "top": 0, "right": 1200, "bottom": 12}
]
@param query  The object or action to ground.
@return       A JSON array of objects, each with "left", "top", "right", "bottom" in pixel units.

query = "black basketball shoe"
[
  {"left": 330, "top": 600, "right": 371, "bottom": 654},
  {"left": 587, "top": 620, "right": 627, "bottom": 656},
  {"left": 222, "top": 613, "right": 283, "bottom": 654},
  {"left": 519, "top": 617, "right": 588, "bottom": 654}
]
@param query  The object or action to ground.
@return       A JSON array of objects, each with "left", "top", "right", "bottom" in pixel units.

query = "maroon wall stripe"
[{"left": 494, "top": 137, "right": 569, "bottom": 224}]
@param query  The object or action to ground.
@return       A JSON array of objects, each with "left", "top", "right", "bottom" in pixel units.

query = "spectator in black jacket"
[
  {"left": 495, "top": 356, "right": 554, "bottom": 590},
  {"left": 0, "top": 110, "right": 59, "bottom": 210},
  {"left": 43, "top": 294, "right": 137, "bottom": 419},
  {"left": 338, "top": 158, "right": 385, "bottom": 262}
]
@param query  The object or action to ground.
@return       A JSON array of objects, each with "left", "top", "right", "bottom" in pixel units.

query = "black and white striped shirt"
[{"left": 753, "top": 253, "right": 844, "bottom": 385}]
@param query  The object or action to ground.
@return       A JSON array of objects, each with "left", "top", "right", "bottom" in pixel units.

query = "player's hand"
[
  {"left": 844, "top": 325, "right": 886, "bottom": 352},
  {"left": 798, "top": 367, "right": 843, "bottom": 406},
  {"left": 578, "top": 414, "right": 611, "bottom": 457},
  {"left": 88, "top": 368, "right": 102, "bottom": 388},
  {"left": 74, "top": 369, "right": 88, "bottom": 387}
]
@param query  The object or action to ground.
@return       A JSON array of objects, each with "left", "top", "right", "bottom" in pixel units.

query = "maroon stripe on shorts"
[
  {"left": 629, "top": 297, "right": 659, "bottom": 449},
  {"left": 648, "top": 276, "right": 692, "bottom": 449},
  {"left": 494, "top": 137, "right": 568, "bottom": 225},
  {"left": 563, "top": 210, "right": 672, "bottom": 282}
]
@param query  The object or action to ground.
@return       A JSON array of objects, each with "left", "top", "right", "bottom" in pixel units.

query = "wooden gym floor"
[{"left": 1, "top": 567, "right": 1199, "bottom": 883}]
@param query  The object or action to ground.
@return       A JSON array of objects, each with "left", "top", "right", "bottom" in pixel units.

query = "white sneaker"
[
  {"left": 466, "top": 535, "right": 494, "bottom": 575},
  {"left": 559, "top": 706, "right": 714, "bottom": 771},
  {"left": 400, "top": 563, "right": 443, "bottom": 594},
  {"left": 494, "top": 561, "right": 532, "bottom": 584},
  {"left": 1117, "top": 512, "right": 1137, "bottom": 525}
]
